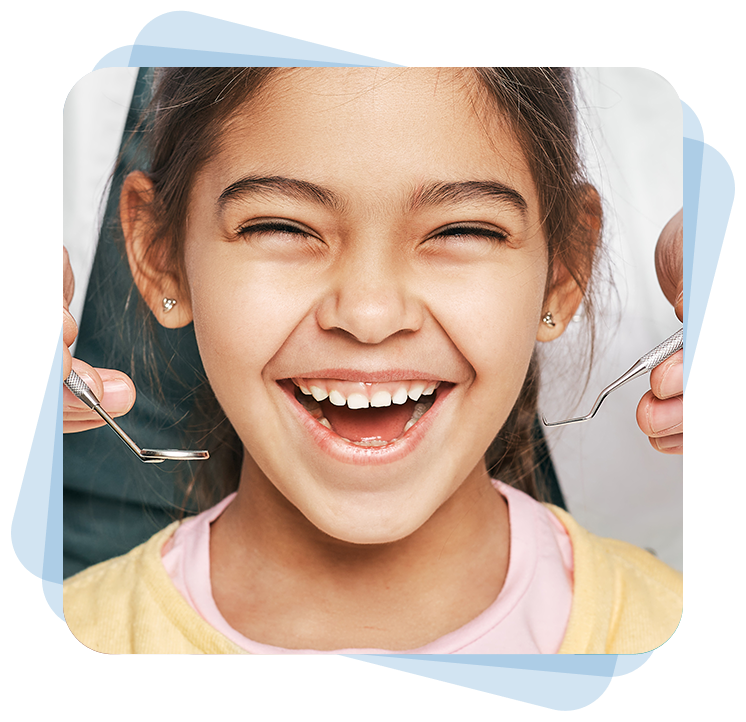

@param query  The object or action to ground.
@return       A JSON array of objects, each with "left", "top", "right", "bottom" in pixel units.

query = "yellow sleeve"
[
  {"left": 63, "top": 523, "right": 244, "bottom": 655},
  {"left": 550, "top": 506, "right": 683, "bottom": 654}
]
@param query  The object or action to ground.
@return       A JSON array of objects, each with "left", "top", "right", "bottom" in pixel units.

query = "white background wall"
[{"left": 541, "top": 68, "right": 683, "bottom": 570}]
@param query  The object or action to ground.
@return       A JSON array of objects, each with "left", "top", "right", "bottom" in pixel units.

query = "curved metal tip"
[
  {"left": 541, "top": 333, "right": 681, "bottom": 431},
  {"left": 542, "top": 414, "right": 591, "bottom": 428},
  {"left": 139, "top": 449, "right": 210, "bottom": 463}
]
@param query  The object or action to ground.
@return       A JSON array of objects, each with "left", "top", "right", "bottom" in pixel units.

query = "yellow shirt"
[{"left": 63, "top": 506, "right": 682, "bottom": 654}]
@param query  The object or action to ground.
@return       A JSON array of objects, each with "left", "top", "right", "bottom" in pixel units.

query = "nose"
[{"left": 316, "top": 244, "right": 425, "bottom": 345}]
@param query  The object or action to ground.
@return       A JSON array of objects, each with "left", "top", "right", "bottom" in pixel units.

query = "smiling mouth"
[{"left": 285, "top": 378, "right": 446, "bottom": 447}]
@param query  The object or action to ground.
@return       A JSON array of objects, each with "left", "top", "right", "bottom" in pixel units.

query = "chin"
[
  {"left": 311, "top": 508, "right": 431, "bottom": 546},
  {"left": 293, "top": 479, "right": 443, "bottom": 546}
]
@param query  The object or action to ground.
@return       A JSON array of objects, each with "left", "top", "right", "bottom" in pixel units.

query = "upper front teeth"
[
  {"left": 310, "top": 386, "right": 329, "bottom": 402},
  {"left": 371, "top": 391, "right": 392, "bottom": 407},
  {"left": 293, "top": 378, "right": 441, "bottom": 410},
  {"left": 346, "top": 393, "right": 369, "bottom": 410},
  {"left": 328, "top": 389, "right": 346, "bottom": 406}
]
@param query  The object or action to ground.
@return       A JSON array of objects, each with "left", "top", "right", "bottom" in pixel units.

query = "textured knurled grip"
[
  {"left": 64, "top": 369, "right": 88, "bottom": 396},
  {"left": 64, "top": 369, "right": 99, "bottom": 409},
  {"left": 639, "top": 328, "right": 684, "bottom": 370}
]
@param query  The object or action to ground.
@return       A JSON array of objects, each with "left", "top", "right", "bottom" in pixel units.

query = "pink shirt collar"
[{"left": 162, "top": 480, "right": 573, "bottom": 653}]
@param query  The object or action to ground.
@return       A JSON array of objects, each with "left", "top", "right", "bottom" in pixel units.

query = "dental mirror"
[{"left": 64, "top": 369, "right": 210, "bottom": 463}]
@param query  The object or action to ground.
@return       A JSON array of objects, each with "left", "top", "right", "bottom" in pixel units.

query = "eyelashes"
[
  {"left": 235, "top": 219, "right": 510, "bottom": 246},
  {"left": 236, "top": 219, "right": 319, "bottom": 242},
  {"left": 429, "top": 224, "right": 509, "bottom": 244}
]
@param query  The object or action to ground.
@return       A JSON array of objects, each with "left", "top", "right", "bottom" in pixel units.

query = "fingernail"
[
  {"left": 650, "top": 396, "right": 683, "bottom": 434},
  {"left": 102, "top": 379, "right": 133, "bottom": 412},
  {"left": 659, "top": 360, "right": 683, "bottom": 399},
  {"left": 74, "top": 370, "right": 96, "bottom": 389},
  {"left": 64, "top": 370, "right": 97, "bottom": 408}
]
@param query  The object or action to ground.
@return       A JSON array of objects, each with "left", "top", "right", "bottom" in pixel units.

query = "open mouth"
[{"left": 283, "top": 377, "right": 447, "bottom": 448}]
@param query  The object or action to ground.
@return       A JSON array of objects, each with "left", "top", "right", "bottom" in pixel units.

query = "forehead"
[
  {"left": 234, "top": 67, "right": 487, "bottom": 122},
  {"left": 201, "top": 68, "right": 537, "bottom": 207}
]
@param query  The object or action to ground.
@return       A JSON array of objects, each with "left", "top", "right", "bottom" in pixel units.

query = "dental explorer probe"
[
  {"left": 541, "top": 328, "right": 683, "bottom": 428},
  {"left": 64, "top": 369, "right": 210, "bottom": 463}
]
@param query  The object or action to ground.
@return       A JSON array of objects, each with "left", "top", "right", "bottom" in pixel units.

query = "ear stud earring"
[
  {"left": 542, "top": 311, "right": 556, "bottom": 327},
  {"left": 162, "top": 298, "right": 177, "bottom": 313}
]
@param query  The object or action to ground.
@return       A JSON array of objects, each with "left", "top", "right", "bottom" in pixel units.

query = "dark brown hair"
[{"left": 128, "top": 67, "right": 601, "bottom": 506}]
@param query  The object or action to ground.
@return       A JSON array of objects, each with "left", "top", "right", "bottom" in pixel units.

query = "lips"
[{"left": 277, "top": 375, "right": 452, "bottom": 456}]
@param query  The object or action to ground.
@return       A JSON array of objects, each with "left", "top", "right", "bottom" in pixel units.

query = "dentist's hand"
[
  {"left": 636, "top": 210, "right": 683, "bottom": 454},
  {"left": 63, "top": 246, "right": 136, "bottom": 432}
]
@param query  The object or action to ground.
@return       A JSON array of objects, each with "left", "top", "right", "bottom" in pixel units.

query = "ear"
[
  {"left": 537, "top": 185, "right": 602, "bottom": 343},
  {"left": 536, "top": 261, "right": 584, "bottom": 342},
  {"left": 120, "top": 171, "right": 193, "bottom": 329}
]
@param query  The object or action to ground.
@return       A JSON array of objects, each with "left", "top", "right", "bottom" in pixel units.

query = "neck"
[{"left": 210, "top": 457, "right": 510, "bottom": 651}]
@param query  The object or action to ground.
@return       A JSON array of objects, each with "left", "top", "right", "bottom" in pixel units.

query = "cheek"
[
  {"left": 429, "top": 270, "right": 545, "bottom": 375},
  {"left": 184, "top": 249, "right": 316, "bottom": 387},
  {"left": 426, "top": 263, "right": 545, "bottom": 431}
]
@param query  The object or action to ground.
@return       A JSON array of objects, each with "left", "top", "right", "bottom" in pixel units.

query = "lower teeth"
[
  {"left": 351, "top": 438, "right": 390, "bottom": 447},
  {"left": 403, "top": 402, "right": 428, "bottom": 433}
]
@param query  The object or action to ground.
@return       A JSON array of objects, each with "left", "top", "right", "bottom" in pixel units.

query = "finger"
[
  {"left": 674, "top": 289, "right": 683, "bottom": 323},
  {"left": 65, "top": 359, "right": 104, "bottom": 401},
  {"left": 654, "top": 209, "right": 684, "bottom": 320},
  {"left": 63, "top": 342, "right": 73, "bottom": 383},
  {"left": 62, "top": 307, "right": 78, "bottom": 381},
  {"left": 64, "top": 361, "right": 135, "bottom": 415},
  {"left": 63, "top": 365, "right": 136, "bottom": 434},
  {"left": 636, "top": 389, "right": 683, "bottom": 438},
  {"left": 63, "top": 246, "right": 75, "bottom": 310},
  {"left": 63, "top": 418, "right": 109, "bottom": 434},
  {"left": 63, "top": 248, "right": 79, "bottom": 381},
  {"left": 649, "top": 349, "right": 683, "bottom": 400},
  {"left": 63, "top": 410, "right": 132, "bottom": 433},
  {"left": 649, "top": 433, "right": 683, "bottom": 455}
]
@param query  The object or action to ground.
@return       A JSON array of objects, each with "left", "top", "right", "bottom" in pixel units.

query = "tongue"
[{"left": 321, "top": 399, "right": 416, "bottom": 442}]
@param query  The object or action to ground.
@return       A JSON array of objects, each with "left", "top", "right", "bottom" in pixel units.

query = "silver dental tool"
[
  {"left": 541, "top": 328, "right": 683, "bottom": 428},
  {"left": 64, "top": 369, "right": 210, "bottom": 463}
]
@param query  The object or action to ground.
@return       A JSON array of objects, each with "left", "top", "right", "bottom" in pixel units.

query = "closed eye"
[
  {"left": 235, "top": 219, "right": 509, "bottom": 247},
  {"left": 236, "top": 218, "right": 320, "bottom": 242},
  {"left": 431, "top": 223, "right": 509, "bottom": 243}
]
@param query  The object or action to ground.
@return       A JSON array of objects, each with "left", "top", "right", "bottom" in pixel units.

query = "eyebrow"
[
  {"left": 408, "top": 180, "right": 528, "bottom": 216},
  {"left": 217, "top": 176, "right": 528, "bottom": 217},
  {"left": 218, "top": 176, "right": 347, "bottom": 213}
]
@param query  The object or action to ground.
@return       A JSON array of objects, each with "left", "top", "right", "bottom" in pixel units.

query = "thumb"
[
  {"left": 66, "top": 359, "right": 106, "bottom": 403},
  {"left": 64, "top": 360, "right": 136, "bottom": 412}
]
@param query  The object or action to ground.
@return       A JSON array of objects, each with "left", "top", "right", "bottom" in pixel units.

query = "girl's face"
[{"left": 181, "top": 69, "right": 554, "bottom": 543}]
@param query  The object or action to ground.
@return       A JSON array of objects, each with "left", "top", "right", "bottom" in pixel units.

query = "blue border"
[{"left": 17, "top": 11, "right": 746, "bottom": 719}]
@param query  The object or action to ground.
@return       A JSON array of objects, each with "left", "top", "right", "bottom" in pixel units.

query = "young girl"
[{"left": 62, "top": 67, "right": 683, "bottom": 654}]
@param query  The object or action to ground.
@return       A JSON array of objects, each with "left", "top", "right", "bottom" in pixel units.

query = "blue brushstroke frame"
[{"left": 11, "top": 11, "right": 746, "bottom": 720}]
